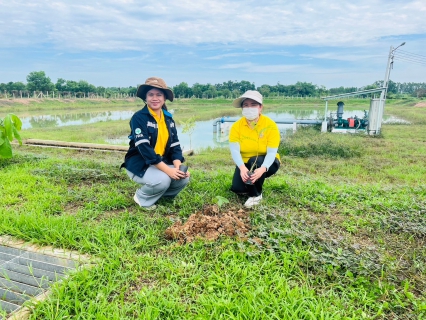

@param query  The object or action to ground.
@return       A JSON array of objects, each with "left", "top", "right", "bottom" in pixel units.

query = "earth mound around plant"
[{"left": 165, "top": 205, "right": 251, "bottom": 244}]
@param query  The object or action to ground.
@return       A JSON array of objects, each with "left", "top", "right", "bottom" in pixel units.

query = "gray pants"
[{"left": 126, "top": 166, "right": 189, "bottom": 207}]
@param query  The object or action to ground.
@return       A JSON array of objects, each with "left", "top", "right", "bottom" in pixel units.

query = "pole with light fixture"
[
  {"left": 381, "top": 42, "right": 405, "bottom": 100},
  {"left": 368, "top": 42, "right": 406, "bottom": 135}
]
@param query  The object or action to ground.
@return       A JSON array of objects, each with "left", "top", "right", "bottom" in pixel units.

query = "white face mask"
[{"left": 242, "top": 108, "right": 259, "bottom": 120}]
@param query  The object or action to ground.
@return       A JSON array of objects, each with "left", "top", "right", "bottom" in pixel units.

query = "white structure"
[{"left": 322, "top": 42, "right": 406, "bottom": 135}]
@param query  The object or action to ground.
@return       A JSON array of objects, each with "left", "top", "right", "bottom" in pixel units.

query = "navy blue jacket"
[{"left": 122, "top": 105, "right": 184, "bottom": 177}]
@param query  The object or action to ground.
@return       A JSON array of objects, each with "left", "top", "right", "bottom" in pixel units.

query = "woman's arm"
[
  {"left": 260, "top": 147, "right": 278, "bottom": 170},
  {"left": 229, "top": 142, "right": 244, "bottom": 167}
]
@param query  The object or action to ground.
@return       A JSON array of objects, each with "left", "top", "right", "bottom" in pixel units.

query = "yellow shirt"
[
  {"left": 229, "top": 114, "right": 281, "bottom": 163},
  {"left": 148, "top": 107, "right": 169, "bottom": 156}
]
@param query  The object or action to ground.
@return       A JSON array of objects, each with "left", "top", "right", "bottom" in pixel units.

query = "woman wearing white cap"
[
  {"left": 229, "top": 90, "right": 281, "bottom": 208},
  {"left": 121, "top": 77, "right": 190, "bottom": 210}
]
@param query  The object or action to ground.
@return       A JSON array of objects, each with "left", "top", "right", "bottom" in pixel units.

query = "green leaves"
[
  {"left": 215, "top": 196, "right": 229, "bottom": 208},
  {"left": 181, "top": 116, "right": 196, "bottom": 150},
  {"left": 0, "top": 113, "right": 23, "bottom": 158},
  {"left": 0, "top": 138, "right": 12, "bottom": 158}
]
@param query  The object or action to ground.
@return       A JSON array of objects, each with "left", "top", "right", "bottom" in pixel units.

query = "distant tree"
[
  {"left": 232, "top": 89, "right": 241, "bottom": 98},
  {"left": 77, "top": 80, "right": 96, "bottom": 94},
  {"left": 414, "top": 88, "right": 426, "bottom": 98},
  {"left": 238, "top": 80, "right": 255, "bottom": 93},
  {"left": 97, "top": 86, "right": 106, "bottom": 95},
  {"left": 127, "top": 86, "right": 137, "bottom": 95},
  {"left": 258, "top": 85, "right": 271, "bottom": 97},
  {"left": 55, "top": 78, "right": 67, "bottom": 91},
  {"left": 192, "top": 83, "right": 205, "bottom": 98},
  {"left": 316, "top": 85, "right": 328, "bottom": 97},
  {"left": 221, "top": 88, "right": 231, "bottom": 98},
  {"left": 65, "top": 80, "right": 79, "bottom": 93},
  {"left": 6, "top": 81, "right": 26, "bottom": 91},
  {"left": 173, "top": 82, "right": 192, "bottom": 98},
  {"left": 289, "top": 81, "right": 316, "bottom": 96},
  {"left": 26, "top": 71, "right": 55, "bottom": 92}
]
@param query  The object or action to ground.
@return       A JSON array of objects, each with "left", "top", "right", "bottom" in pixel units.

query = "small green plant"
[
  {"left": 0, "top": 113, "right": 22, "bottom": 158},
  {"left": 181, "top": 116, "right": 196, "bottom": 150},
  {"left": 246, "top": 123, "right": 271, "bottom": 173},
  {"left": 215, "top": 196, "right": 229, "bottom": 208}
]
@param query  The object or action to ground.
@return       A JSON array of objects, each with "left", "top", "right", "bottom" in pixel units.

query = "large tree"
[
  {"left": 26, "top": 71, "right": 55, "bottom": 92},
  {"left": 173, "top": 82, "right": 192, "bottom": 98}
]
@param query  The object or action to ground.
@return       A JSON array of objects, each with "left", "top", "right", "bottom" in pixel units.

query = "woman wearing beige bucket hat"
[
  {"left": 229, "top": 90, "right": 281, "bottom": 208},
  {"left": 121, "top": 77, "right": 190, "bottom": 209}
]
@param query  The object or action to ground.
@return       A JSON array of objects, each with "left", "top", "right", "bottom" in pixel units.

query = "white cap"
[{"left": 232, "top": 90, "right": 263, "bottom": 108}]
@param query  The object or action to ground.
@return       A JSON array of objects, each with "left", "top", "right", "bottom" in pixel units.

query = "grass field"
[{"left": 1, "top": 98, "right": 425, "bottom": 319}]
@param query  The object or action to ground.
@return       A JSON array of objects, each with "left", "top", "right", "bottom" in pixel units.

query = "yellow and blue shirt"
[{"left": 229, "top": 114, "right": 280, "bottom": 163}]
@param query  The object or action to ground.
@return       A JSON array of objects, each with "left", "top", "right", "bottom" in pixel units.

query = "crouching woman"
[
  {"left": 229, "top": 90, "right": 280, "bottom": 208},
  {"left": 121, "top": 77, "right": 190, "bottom": 210}
]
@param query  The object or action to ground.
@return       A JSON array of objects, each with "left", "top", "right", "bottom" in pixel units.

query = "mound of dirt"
[
  {"left": 165, "top": 205, "right": 251, "bottom": 244},
  {"left": 414, "top": 102, "right": 426, "bottom": 108}
]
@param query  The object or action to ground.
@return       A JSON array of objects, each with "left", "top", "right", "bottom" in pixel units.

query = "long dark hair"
[{"left": 160, "top": 89, "right": 168, "bottom": 111}]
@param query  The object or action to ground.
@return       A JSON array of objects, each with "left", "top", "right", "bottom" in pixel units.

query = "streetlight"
[
  {"left": 393, "top": 42, "right": 406, "bottom": 52},
  {"left": 381, "top": 41, "right": 406, "bottom": 100},
  {"left": 369, "top": 42, "right": 406, "bottom": 135}
]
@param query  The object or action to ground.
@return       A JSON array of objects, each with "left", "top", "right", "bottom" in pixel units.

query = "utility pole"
[
  {"left": 369, "top": 42, "right": 405, "bottom": 135},
  {"left": 380, "top": 42, "right": 405, "bottom": 100}
]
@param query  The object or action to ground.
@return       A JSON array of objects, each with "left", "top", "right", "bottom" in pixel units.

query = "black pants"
[{"left": 230, "top": 156, "right": 280, "bottom": 197}]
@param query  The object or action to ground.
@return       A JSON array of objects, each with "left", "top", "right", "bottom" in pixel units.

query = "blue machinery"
[
  {"left": 327, "top": 101, "right": 369, "bottom": 132},
  {"left": 321, "top": 87, "right": 388, "bottom": 134},
  {"left": 210, "top": 86, "right": 388, "bottom": 135},
  {"left": 212, "top": 87, "right": 389, "bottom": 136}
]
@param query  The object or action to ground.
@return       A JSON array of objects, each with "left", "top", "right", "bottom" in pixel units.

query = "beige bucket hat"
[
  {"left": 136, "top": 77, "right": 174, "bottom": 102},
  {"left": 232, "top": 90, "right": 263, "bottom": 108}
]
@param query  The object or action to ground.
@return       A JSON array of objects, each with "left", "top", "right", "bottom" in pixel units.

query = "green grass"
[{"left": 1, "top": 98, "right": 426, "bottom": 319}]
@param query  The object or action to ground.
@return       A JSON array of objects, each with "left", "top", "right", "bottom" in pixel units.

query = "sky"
[{"left": 1, "top": 0, "right": 425, "bottom": 89}]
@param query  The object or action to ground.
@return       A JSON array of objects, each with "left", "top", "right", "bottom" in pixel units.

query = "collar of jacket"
[{"left": 141, "top": 104, "right": 174, "bottom": 119}]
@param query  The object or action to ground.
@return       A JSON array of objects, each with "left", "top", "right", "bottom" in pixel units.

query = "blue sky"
[{"left": 1, "top": 0, "right": 425, "bottom": 89}]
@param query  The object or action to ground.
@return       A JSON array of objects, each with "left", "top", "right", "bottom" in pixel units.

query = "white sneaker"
[
  {"left": 244, "top": 194, "right": 262, "bottom": 208},
  {"left": 133, "top": 193, "right": 157, "bottom": 210}
]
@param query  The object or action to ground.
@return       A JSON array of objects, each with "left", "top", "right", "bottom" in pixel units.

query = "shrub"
[{"left": 0, "top": 113, "right": 23, "bottom": 158}]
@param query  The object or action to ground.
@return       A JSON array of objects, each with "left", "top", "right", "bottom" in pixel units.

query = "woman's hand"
[
  {"left": 239, "top": 165, "right": 250, "bottom": 183},
  {"left": 155, "top": 161, "right": 189, "bottom": 180},
  {"left": 249, "top": 167, "right": 267, "bottom": 183},
  {"left": 173, "top": 161, "right": 190, "bottom": 179},
  {"left": 167, "top": 167, "right": 188, "bottom": 180}
]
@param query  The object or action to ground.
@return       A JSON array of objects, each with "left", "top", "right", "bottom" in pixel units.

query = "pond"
[{"left": 18, "top": 109, "right": 406, "bottom": 151}]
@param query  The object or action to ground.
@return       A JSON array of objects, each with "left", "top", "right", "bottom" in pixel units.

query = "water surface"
[{"left": 19, "top": 108, "right": 406, "bottom": 151}]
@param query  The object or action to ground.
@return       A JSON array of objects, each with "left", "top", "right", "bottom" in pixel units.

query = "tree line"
[{"left": 1, "top": 71, "right": 425, "bottom": 99}]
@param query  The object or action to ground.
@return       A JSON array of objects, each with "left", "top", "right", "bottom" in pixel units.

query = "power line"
[
  {"left": 394, "top": 56, "right": 426, "bottom": 67},
  {"left": 393, "top": 48, "right": 426, "bottom": 67},
  {"left": 394, "top": 53, "right": 426, "bottom": 64},
  {"left": 397, "top": 49, "right": 426, "bottom": 59}
]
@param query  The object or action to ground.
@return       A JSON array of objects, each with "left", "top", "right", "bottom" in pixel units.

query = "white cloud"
[
  {"left": 206, "top": 51, "right": 291, "bottom": 60},
  {"left": 0, "top": 0, "right": 425, "bottom": 87},
  {"left": 0, "top": 0, "right": 425, "bottom": 51},
  {"left": 300, "top": 53, "right": 383, "bottom": 62}
]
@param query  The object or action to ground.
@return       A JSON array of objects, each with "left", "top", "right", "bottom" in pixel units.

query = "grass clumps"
[{"left": 280, "top": 127, "right": 365, "bottom": 158}]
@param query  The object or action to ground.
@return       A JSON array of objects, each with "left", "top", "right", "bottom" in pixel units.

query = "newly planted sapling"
[
  {"left": 181, "top": 116, "right": 196, "bottom": 151},
  {"left": 0, "top": 113, "right": 22, "bottom": 158},
  {"left": 245, "top": 124, "right": 269, "bottom": 185}
]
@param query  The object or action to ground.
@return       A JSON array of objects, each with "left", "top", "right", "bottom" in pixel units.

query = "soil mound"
[
  {"left": 165, "top": 205, "right": 251, "bottom": 244},
  {"left": 414, "top": 102, "right": 426, "bottom": 108}
]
